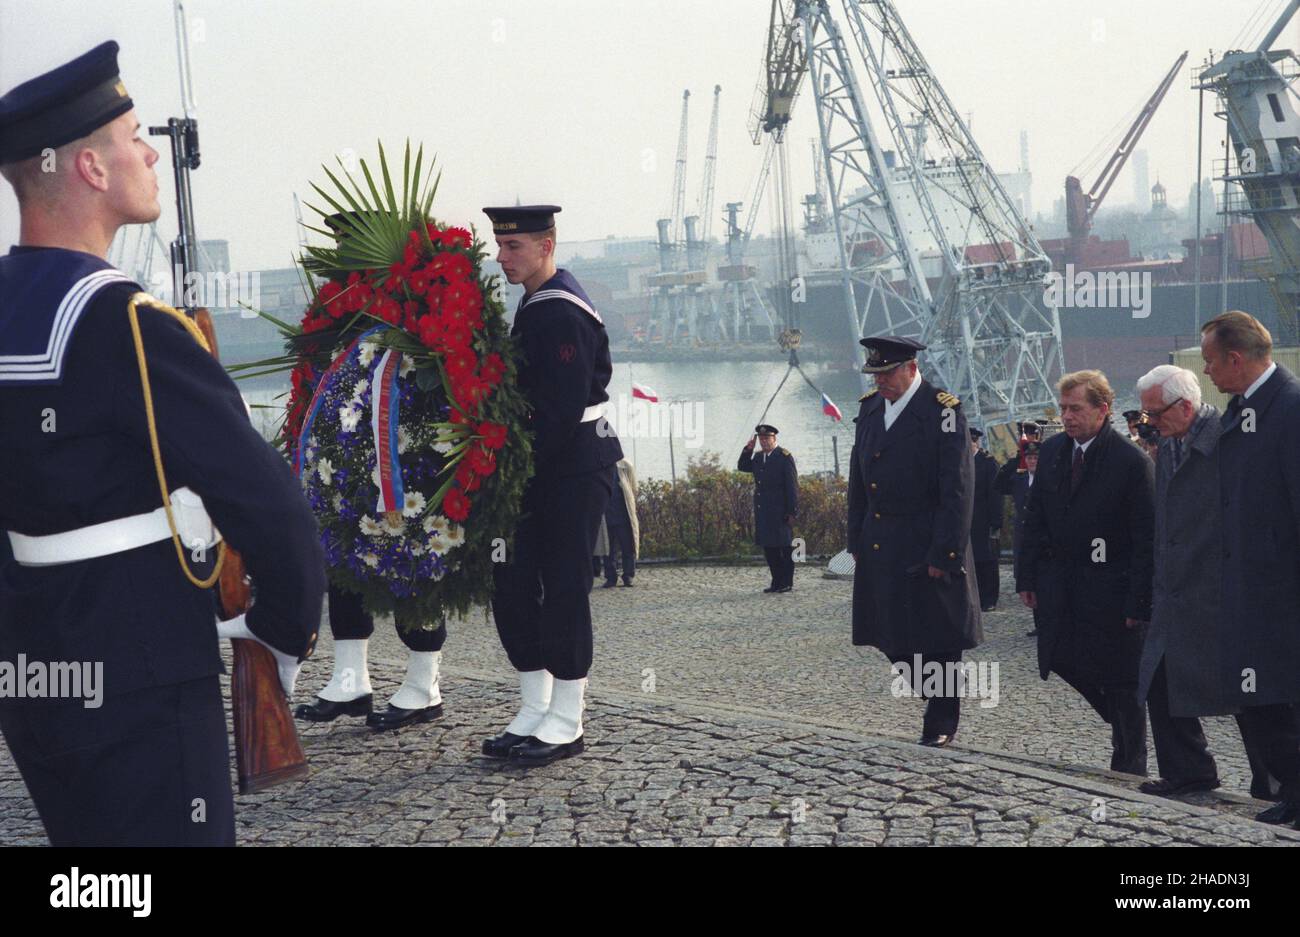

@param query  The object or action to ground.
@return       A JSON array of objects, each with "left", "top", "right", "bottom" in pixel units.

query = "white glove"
[{"left": 216, "top": 613, "right": 302, "bottom": 699}]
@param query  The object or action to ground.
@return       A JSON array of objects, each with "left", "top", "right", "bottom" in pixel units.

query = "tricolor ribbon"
[
  {"left": 293, "top": 325, "right": 391, "bottom": 477},
  {"left": 371, "top": 348, "right": 405, "bottom": 517}
]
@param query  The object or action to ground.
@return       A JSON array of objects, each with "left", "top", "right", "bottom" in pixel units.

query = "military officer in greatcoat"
[
  {"left": 968, "top": 427, "right": 1002, "bottom": 612},
  {"left": 483, "top": 205, "right": 622, "bottom": 766},
  {"left": 738, "top": 424, "right": 799, "bottom": 593},
  {"left": 847, "top": 336, "right": 981, "bottom": 746},
  {"left": 0, "top": 43, "right": 324, "bottom": 846}
]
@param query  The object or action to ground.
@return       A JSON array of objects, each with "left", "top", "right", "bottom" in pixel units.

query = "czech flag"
[
  {"left": 632, "top": 383, "right": 659, "bottom": 403},
  {"left": 821, "top": 392, "right": 842, "bottom": 422}
]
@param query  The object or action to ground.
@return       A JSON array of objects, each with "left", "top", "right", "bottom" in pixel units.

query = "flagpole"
[
  {"left": 668, "top": 401, "right": 677, "bottom": 485},
  {"left": 628, "top": 364, "right": 637, "bottom": 467}
]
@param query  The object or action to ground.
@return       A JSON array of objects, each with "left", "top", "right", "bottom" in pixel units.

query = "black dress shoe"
[
  {"left": 621, "top": 579, "right": 634, "bottom": 587},
  {"left": 481, "top": 731, "right": 530, "bottom": 759},
  {"left": 1255, "top": 799, "right": 1300, "bottom": 825},
  {"left": 508, "top": 735, "right": 585, "bottom": 765},
  {"left": 762, "top": 585, "right": 777, "bottom": 593},
  {"left": 981, "top": 605, "right": 997, "bottom": 612},
  {"left": 601, "top": 580, "right": 617, "bottom": 588},
  {"left": 365, "top": 702, "right": 443, "bottom": 731},
  {"left": 294, "top": 694, "right": 373, "bottom": 722},
  {"left": 776, "top": 585, "right": 793, "bottom": 593},
  {"left": 1026, "top": 628, "right": 1039, "bottom": 637},
  {"left": 1139, "top": 776, "right": 1220, "bottom": 797},
  {"left": 919, "top": 732, "right": 956, "bottom": 747}
]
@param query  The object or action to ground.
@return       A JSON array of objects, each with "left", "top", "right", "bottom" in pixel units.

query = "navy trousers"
[
  {"left": 492, "top": 467, "right": 614, "bottom": 680},
  {"left": 0, "top": 675, "right": 235, "bottom": 846},
  {"left": 326, "top": 583, "right": 445, "bottom": 651}
]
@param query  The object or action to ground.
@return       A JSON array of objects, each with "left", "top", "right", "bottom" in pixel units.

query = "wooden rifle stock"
[{"left": 197, "top": 309, "right": 310, "bottom": 794}]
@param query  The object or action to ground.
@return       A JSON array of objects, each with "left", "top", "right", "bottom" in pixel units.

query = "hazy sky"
[{"left": 0, "top": 0, "right": 1288, "bottom": 271}]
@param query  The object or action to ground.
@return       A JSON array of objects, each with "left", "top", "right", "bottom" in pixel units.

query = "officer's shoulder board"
[
  {"left": 858, "top": 388, "right": 878, "bottom": 402},
  {"left": 936, "top": 390, "right": 961, "bottom": 408},
  {"left": 780, "top": 447, "right": 791, "bottom": 457}
]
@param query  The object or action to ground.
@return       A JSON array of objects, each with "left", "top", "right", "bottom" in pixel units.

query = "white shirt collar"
[
  {"left": 1244, "top": 361, "right": 1277, "bottom": 399},
  {"left": 1074, "top": 435, "right": 1097, "bottom": 455},
  {"left": 883, "top": 369, "right": 922, "bottom": 428}
]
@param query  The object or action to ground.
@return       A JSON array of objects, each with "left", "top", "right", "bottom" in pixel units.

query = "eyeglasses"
[{"left": 1140, "top": 398, "right": 1183, "bottom": 421}]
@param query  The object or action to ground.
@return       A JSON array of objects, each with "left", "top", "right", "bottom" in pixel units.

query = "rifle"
[{"left": 150, "top": 116, "right": 310, "bottom": 794}]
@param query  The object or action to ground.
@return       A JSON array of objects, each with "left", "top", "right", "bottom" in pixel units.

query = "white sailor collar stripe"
[
  {"left": 522, "top": 288, "right": 604, "bottom": 325},
  {"left": 0, "top": 269, "right": 133, "bottom": 381}
]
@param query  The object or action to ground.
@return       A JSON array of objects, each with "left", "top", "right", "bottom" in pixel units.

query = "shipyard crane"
[
  {"left": 1065, "top": 50, "right": 1188, "bottom": 265},
  {"left": 684, "top": 85, "right": 723, "bottom": 340},
  {"left": 1197, "top": 0, "right": 1300, "bottom": 344},
  {"left": 719, "top": 136, "right": 778, "bottom": 339},
  {"left": 648, "top": 90, "right": 693, "bottom": 342},
  {"left": 753, "top": 0, "right": 1062, "bottom": 431}
]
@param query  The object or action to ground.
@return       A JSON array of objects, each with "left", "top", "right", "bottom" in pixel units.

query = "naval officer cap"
[
  {"left": 755, "top": 424, "right": 779, "bottom": 436},
  {"left": 0, "top": 41, "right": 134, "bottom": 165},
  {"left": 968, "top": 427, "right": 984, "bottom": 440},
  {"left": 859, "top": 335, "right": 926, "bottom": 373},
  {"left": 482, "top": 205, "right": 561, "bottom": 235},
  {"left": 1122, "top": 409, "right": 1143, "bottom": 422}
]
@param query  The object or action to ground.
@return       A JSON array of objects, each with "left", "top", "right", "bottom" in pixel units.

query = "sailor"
[
  {"left": 737, "top": 425, "right": 799, "bottom": 593},
  {"left": 847, "top": 335, "right": 982, "bottom": 746},
  {"left": 482, "top": 205, "right": 622, "bottom": 765},
  {"left": 0, "top": 43, "right": 324, "bottom": 845}
]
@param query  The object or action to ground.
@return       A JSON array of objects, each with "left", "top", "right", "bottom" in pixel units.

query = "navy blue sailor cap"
[
  {"left": 482, "top": 205, "right": 561, "bottom": 235},
  {"left": 0, "top": 41, "right": 135, "bottom": 165}
]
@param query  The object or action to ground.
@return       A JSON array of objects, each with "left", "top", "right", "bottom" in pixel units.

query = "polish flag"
[
  {"left": 821, "top": 393, "right": 843, "bottom": 422},
  {"left": 632, "top": 383, "right": 659, "bottom": 403}
]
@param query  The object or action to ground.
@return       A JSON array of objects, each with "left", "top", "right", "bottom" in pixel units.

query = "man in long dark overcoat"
[
  {"left": 969, "top": 428, "right": 1002, "bottom": 611},
  {"left": 738, "top": 425, "right": 798, "bottom": 593},
  {"left": 1016, "top": 370, "right": 1154, "bottom": 776},
  {"left": 848, "top": 336, "right": 981, "bottom": 747}
]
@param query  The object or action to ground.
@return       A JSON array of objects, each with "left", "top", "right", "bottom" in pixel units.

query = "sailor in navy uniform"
[
  {"left": 737, "top": 425, "right": 799, "bottom": 592},
  {"left": 0, "top": 42, "right": 324, "bottom": 846},
  {"left": 482, "top": 205, "right": 622, "bottom": 765},
  {"left": 847, "top": 336, "right": 982, "bottom": 747}
]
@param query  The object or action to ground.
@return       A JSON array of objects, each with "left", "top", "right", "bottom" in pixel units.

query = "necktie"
[
  {"left": 1222, "top": 395, "right": 1243, "bottom": 428},
  {"left": 1070, "top": 446, "right": 1084, "bottom": 494},
  {"left": 1172, "top": 437, "right": 1184, "bottom": 469}
]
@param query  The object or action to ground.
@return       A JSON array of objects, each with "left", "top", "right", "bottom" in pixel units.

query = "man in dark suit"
[
  {"left": 0, "top": 44, "right": 324, "bottom": 845},
  {"left": 1016, "top": 370, "right": 1154, "bottom": 776},
  {"left": 969, "top": 428, "right": 1002, "bottom": 612},
  {"left": 1201, "top": 311, "right": 1300, "bottom": 826},
  {"left": 996, "top": 439, "right": 1041, "bottom": 635},
  {"left": 848, "top": 336, "right": 981, "bottom": 747},
  {"left": 738, "top": 425, "right": 798, "bottom": 593}
]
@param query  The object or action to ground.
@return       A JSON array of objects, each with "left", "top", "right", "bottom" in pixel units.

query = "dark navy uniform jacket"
[
  {"left": 0, "top": 247, "right": 324, "bottom": 701},
  {"left": 970, "top": 449, "right": 1002, "bottom": 563},
  {"left": 736, "top": 446, "right": 798, "bottom": 547},
  {"left": 847, "top": 381, "right": 981, "bottom": 656},
  {"left": 511, "top": 269, "right": 622, "bottom": 478}
]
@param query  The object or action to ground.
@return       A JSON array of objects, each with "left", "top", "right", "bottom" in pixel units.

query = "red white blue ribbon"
[
  {"left": 294, "top": 325, "right": 390, "bottom": 477},
  {"left": 371, "top": 348, "right": 404, "bottom": 516}
]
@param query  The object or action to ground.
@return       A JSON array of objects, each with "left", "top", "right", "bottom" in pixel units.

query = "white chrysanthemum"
[
  {"left": 442, "top": 523, "right": 466, "bottom": 549},
  {"left": 432, "top": 438, "right": 456, "bottom": 455},
  {"left": 353, "top": 379, "right": 369, "bottom": 398},
  {"left": 362, "top": 553, "right": 379, "bottom": 568},
  {"left": 357, "top": 343, "right": 376, "bottom": 367},
  {"left": 359, "top": 515, "right": 384, "bottom": 537},
  {"left": 398, "top": 354, "right": 415, "bottom": 378},
  {"left": 339, "top": 405, "right": 361, "bottom": 433},
  {"left": 381, "top": 513, "right": 406, "bottom": 536},
  {"left": 397, "top": 425, "right": 411, "bottom": 454},
  {"left": 371, "top": 465, "right": 381, "bottom": 488},
  {"left": 411, "top": 542, "right": 425, "bottom": 556},
  {"left": 402, "top": 490, "right": 426, "bottom": 518},
  {"left": 422, "top": 513, "right": 450, "bottom": 537},
  {"left": 317, "top": 458, "right": 334, "bottom": 485}
]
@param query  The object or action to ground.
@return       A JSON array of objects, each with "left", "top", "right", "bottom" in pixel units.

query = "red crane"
[{"left": 1065, "top": 51, "right": 1188, "bottom": 265}]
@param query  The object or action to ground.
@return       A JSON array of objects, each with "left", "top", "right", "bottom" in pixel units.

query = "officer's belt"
[
  {"left": 6, "top": 487, "right": 221, "bottom": 567},
  {"left": 581, "top": 403, "right": 604, "bottom": 423}
]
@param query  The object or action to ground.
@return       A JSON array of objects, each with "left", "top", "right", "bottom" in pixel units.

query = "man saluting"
[
  {"left": 0, "top": 43, "right": 324, "bottom": 845},
  {"left": 483, "top": 205, "right": 622, "bottom": 765},
  {"left": 847, "top": 336, "right": 981, "bottom": 747},
  {"left": 738, "top": 424, "right": 798, "bottom": 593}
]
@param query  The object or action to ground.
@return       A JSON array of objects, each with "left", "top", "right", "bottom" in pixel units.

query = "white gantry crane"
[
  {"left": 719, "top": 136, "right": 779, "bottom": 341},
  {"left": 648, "top": 90, "right": 692, "bottom": 342},
  {"left": 684, "top": 85, "right": 723, "bottom": 340},
  {"left": 754, "top": 0, "right": 1063, "bottom": 426}
]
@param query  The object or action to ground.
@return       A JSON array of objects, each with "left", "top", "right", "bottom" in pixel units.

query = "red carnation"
[
  {"left": 453, "top": 375, "right": 491, "bottom": 412},
  {"left": 443, "top": 486, "right": 471, "bottom": 522},
  {"left": 454, "top": 461, "right": 482, "bottom": 493},
  {"left": 440, "top": 227, "right": 473, "bottom": 249},
  {"left": 409, "top": 269, "right": 431, "bottom": 295},
  {"left": 445, "top": 346, "right": 477, "bottom": 380},
  {"left": 480, "top": 353, "right": 506, "bottom": 384},
  {"left": 444, "top": 252, "right": 473, "bottom": 281},
  {"left": 477, "top": 421, "right": 507, "bottom": 450}
]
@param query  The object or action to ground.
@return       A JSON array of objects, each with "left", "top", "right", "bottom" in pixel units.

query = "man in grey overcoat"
[{"left": 1135, "top": 365, "right": 1274, "bottom": 798}]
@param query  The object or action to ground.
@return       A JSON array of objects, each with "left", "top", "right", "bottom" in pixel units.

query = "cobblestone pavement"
[{"left": 1, "top": 562, "right": 1297, "bottom": 846}]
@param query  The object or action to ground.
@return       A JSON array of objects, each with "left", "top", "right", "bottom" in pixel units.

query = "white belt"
[
  {"left": 7, "top": 487, "right": 221, "bottom": 567},
  {"left": 581, "top": 403, "right": 605, "bottom": 423}
]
